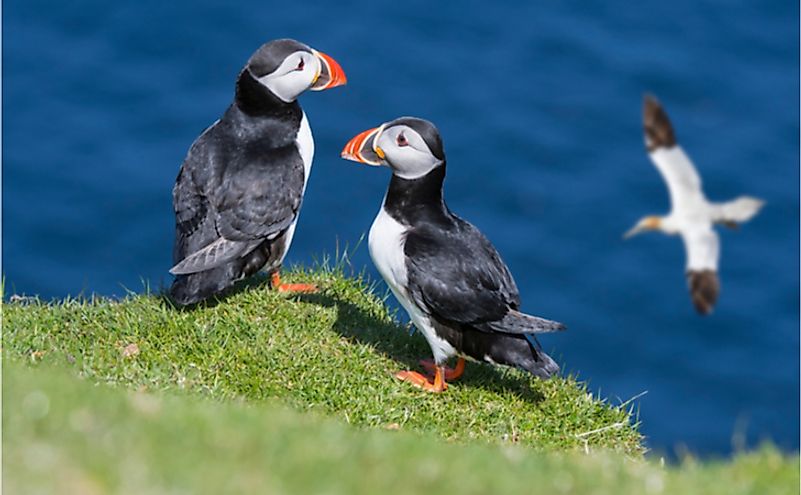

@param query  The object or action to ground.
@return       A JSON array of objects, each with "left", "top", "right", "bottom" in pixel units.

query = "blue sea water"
[{"left": 4, "top": 0, "right": 798, "bottom": 456}]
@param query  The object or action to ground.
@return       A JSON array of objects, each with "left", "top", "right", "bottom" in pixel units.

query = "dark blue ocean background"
[{"left": 4, "top": 1, "right": 798, "bottom": 457}]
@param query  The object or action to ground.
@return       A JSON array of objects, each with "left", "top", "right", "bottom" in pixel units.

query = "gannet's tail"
[{"left": 712, "top": 196, "right": 764, "bottom": 228}]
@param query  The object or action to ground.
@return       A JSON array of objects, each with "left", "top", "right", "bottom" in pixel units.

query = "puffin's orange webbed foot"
[
  {"left": 395, "top": 367, "right": 447, "bottom": 393},
  {"left": 276, "top": 283, "right": 318, "bottom": 293},
  {"left": 271, "top": 272, "right": 318, "bottom": 294},
  {"left": 420, "top": 358, "right": 465, "bottom": 381}
]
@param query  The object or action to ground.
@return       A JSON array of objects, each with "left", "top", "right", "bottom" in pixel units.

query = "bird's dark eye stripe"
[
  {"left": 296, "top": 58, "right": 305, "bottom": 70},
  {"left": 397, "top": 132, "right": 408, "bottom": 146}
]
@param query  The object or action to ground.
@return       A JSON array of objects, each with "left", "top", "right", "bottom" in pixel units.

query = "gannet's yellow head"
[{"left": 623, "top": 216, "right": 662, "bottom": 239}]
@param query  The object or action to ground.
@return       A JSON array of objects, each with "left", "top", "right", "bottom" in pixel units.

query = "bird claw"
[
  {"left": 419, "top": 358, "right": 465, "bottom": 381},
  {"left": 395, "top": 370, "right": 447, "bottom": 393},
  {"left": 276, "top": 283, "right": 318, "bottom": 294},
  {"left": 271, "top": 272, "right": 318, "bottom": 293}
]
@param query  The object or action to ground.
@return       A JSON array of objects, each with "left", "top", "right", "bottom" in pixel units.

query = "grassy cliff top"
[
  {"left": 5, "top": 363, "right": 795, "bottom": 495},
  {"left": 3, "top": 267, "right": 798, "bottom": 494},
  {"left": 3, "top": 267, "right": 641, "bottom": 454}
]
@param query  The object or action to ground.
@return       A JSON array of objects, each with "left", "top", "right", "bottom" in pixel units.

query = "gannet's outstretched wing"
[
  {"left": 681, "top": 226, "right": 720, "bottom": 315},
  {"left": 643, "top": 95, "right": 706, "bottom": 215}
]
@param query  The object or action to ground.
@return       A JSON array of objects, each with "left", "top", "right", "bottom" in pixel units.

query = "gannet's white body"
[{"left": 625, "top": 96, "right": 764, "bottom": 315}]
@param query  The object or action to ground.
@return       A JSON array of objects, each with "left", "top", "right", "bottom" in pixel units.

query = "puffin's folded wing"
[
  {"left": 405, "top": 221, "right": 525, "bottom": 331},
  {"left": 169, "top": 237, "right": 262, "bottom": 275},
  {"left": 215, "top": 153, "right": 305, "bottom": 242},
  {"left": 173, "top": 167, "right": 209, "bottom": 240},
  {"left": 172, "top": 161, "right": 216, "bottom": 266}
]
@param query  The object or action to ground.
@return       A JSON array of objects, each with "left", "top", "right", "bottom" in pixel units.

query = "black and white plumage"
[
  {"left": 169, "top": 39, "right": 346, "bottom": 306},
  {"left": 625, "top": 95, "right": 764, "bottom": 315},
  {"left": 342, "top": 117, "right": 564, "bottom": 391}
]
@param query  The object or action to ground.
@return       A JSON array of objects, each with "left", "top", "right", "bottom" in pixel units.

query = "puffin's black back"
[
  {"left": 385, "top": 165, "right": 561, "bottom": 377},
  {"left": 169, "top": 68, "right": 305, "bottom": 306}
]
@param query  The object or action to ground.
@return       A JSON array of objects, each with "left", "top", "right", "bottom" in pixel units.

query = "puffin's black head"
[
  {"left": 341, "top": 117, "right": 445, "bottom": 179},
  {"left": 245, "top": 38, "right": 346, "bottom": 103}
]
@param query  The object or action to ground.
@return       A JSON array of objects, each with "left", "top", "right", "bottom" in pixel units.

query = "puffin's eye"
[
  {"left": 396, "top": 132, "right": 408, "bottom": 147},
  {"left": 296, "top": 58, "right": 305, "bottom": 71}
]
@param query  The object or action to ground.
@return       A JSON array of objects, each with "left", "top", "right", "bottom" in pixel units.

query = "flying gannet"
[{"left": 624, "top": 95, "right": 764, "bottom": 315}]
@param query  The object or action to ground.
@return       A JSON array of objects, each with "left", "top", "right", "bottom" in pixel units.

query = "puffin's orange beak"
[
  {"left": 311, "top": 50, "right": 347, "bottom": 91},
  {"left": 341, "top": 126, "right": 384, "bottom": 165}
]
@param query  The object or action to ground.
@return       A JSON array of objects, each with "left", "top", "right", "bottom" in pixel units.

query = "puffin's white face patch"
[
  {"left": 376, "top": 125, "right": 442, "bottom": 180},
  {"left": 257, "top": 50, "right": 321, "bottom": 103}
]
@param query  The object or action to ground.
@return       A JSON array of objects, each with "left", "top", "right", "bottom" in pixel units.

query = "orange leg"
[
  {"left": 395, "top": 365, "right": 447, "bottom": 393},
  {"left": 271, "top": 271, "right": 318, "bottom": 294},
  {"left": 420, "top": 357, "right": 465, "bottom": 381}
]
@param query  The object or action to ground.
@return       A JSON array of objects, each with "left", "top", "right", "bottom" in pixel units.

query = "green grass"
[
  {"left": 2, "top": 267, "right": 641, "bottom": 453},
  {"left": 3, "top": 266, "right": 798, "bottom": 494},
  {"left": 4, "top": 363, "right": 797, "bottom": 495}
]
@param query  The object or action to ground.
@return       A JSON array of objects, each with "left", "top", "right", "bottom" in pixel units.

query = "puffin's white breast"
[
  {"left": 276, "top": 111, "right": 314, "bottom": 266},
  {"left": 369, "top": 205, "right": 456, "bottom": 363},
  {"left": 296, "top": 111, "right": 314, "bottom": 191},
  {"left": 369, "top": 205, "right": 409, "bottom": 296}
]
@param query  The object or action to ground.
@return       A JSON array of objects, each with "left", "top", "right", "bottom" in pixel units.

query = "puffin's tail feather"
[
  {"left": 525, "top": 348, "right": 560, "bottom": 379},
  {"left": 521, "top": 335, "right": 560, "bottom": 379},
  {"left": 169, "top": 269, "right": 237, "bottom": 307},
  {"left": 480, "top": 310, "right": 566, "bottom": 334},
  {"left": 460, "top": 329, "right": 561, "bottom": 380}
]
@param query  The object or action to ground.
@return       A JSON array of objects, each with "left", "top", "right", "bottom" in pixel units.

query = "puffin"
[
  {"left": 169, "top": 39, "right": 346, "bottom": 306},
  {"left": 624, "top": 95, "right": 764, "bottom": 315},
  {"left": 341, "top": 117, "right": 565, "bottom": 392}
]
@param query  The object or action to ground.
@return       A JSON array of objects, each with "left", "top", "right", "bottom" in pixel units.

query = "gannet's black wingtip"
[
  {"left": 687, "top": 269, "right": 719, "bottom": 316},
  {"left": 643, "top": 94, "right": 677, "bottom": 151}
]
